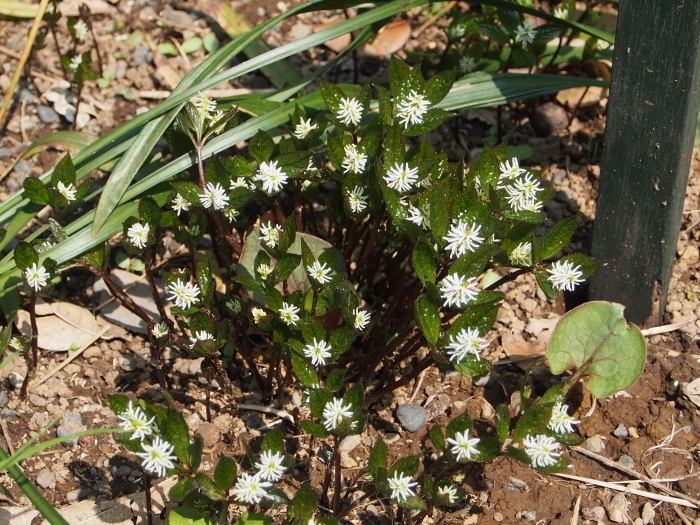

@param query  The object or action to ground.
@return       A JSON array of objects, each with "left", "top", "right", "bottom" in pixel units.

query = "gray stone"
[
  {"left": 95, "top": 480, "right": 110, "bottom": 494},
  {"left": 517, "top": 510, "right": 536, "bottom": 521},
  {"left": 340, "top": 435, "right": 362, "bottom": 453},
  {"left": 618, "top": 454, "right": 635, "bottom": 470},
  {"left": 36, "top": 468, "right": 54, "bottom": 488},
  {"left": 508, "top": 476, "right": 528, "bottom": 489},
  {"left": 13, "top": 160, "right": 32, "bottom": 176},
  {"left": 582, "top": 434, "right": 605, "bottom": 453},
  {"left": 131, "top": 45, "right": 151, "bottom": 66},
  {"left": 641, "top": 502, "right": 655, "bottom": 524},
  {"left": 19, "top": 88, "right": 36, "bottom": 103},
  {"left": 613, "top": 423, "right": 629, "bottom": 438},
  {"left": 113, "top": 465, "right": 131, "bottom": 477},
  {"left": 395, "top": 404, "right": 427, "bottom": 432},
  {"left": 0, "top": 148, "right": 11, "bottom": 158},
  {"left": 0, "top": 390, "right": 7, "bottom": 407},
  {"left": 163, "top": 8, "right": 194, "bottom": 26},
  {"left": 195, "top": 422, "right": 220, "bottom": 448},
  {"left": 65, "top": 488, "right": 89, "bottom": 504},
  {"left": 57, "top": 413, "right": 85, "bottom": 446},
  {"left": 530, "top": 101, "right": 569, "bottom": 136},
  {"left": 118, "top": 353, "right": 137, "bottom": 371},
  {"left": 581, "top": 506, "right": 606, "bottom": 521},
  {"left": 474, "top": 374, "right": 491, "bottom": 387},
  {"left": 0, "top": 408, "right": 17, "bottom": 419},
  {"left": 244, "top": 414, "right": 264, "bottom": 430},
  {"left": 37, "top": 105, "right": 59, "bottom": 123}
]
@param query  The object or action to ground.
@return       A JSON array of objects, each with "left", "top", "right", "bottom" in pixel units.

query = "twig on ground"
[
  {"left": 674, "top": 505, "right": 694, "bottom": 525},
  {"left": 0, "top": 418, "right": 15, "bottom": 455},
  {"left": 412, "top": 1, "right": 457, "bottom": 38},
  {"left": 552, "top": 472, "right": 697, "bottom": 508},
  {"left": 236, "top": 404, "right": 294, "bottom": 423},
  {"left": 407, "top": 369, "right": 426, "bottom": 404},
  {"left": 641, "top": 317, "right": 698, "bottom": 337},
  {"left": 570, "top": 494, "right": 581, "bottom": 525}
]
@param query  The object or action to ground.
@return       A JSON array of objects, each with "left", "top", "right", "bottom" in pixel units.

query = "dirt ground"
[{"left": 0, "top": 1, "right": 699, "bottom": 524}]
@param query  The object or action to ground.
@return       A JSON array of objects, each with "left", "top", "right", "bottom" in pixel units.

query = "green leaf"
[
  {"left": 453, "top": 355, "right": 492, "bottom": 379},
  {"left": 14, "top": 241, "right": 38, "bottom": 271},
  {"left": 389, "top": 455, "right": 420, "bottom": 478},
  {"left": 495, "top": 404, "right": 511, "bottom": 444},
  {"left": 163, "top": 410, "right": 191, "bottom": 465},
  {"left": 214, "top": 455, "right": 237, "bottom": 492},
  {"left": 412, "top": 238, "right": 436, "bottom": 286},
  {"left": 319, "top": 80, "right": 345, "bottom": 114},
  {"left": 301, "top": 317, "right": 326, "bottom": 345},
  {"left": 169, "top": 477, "right": 197, "bottom": 502},
  {"left": 383, "top": 124, "right": 405, "bottom": 168},
  {"left": 415, "top": 295, "right": 440, "bottom": 346},
  {"left": 274, "top": 253, "right": 301, "bottom": 283},
  {"left": 191, "top": 434, "right": 204, "bottom": 471},
  {"left": 423, "top": 70, "right": 456, "bottom": 106},
  {"left": 22, "top": 177, "right": 50, "bottom": 205},
  {"left": 326, "top": 368, "right": 346, "bottom": 392},
  {"left": 512, "top": 403, "right": 555, "bottom": 443},
  {"left": 289, "top": 486, "right": 316, "bottom": 523},
  {"left": 535, "top": 271, "right": 558, "bottom": 299},
  {"left": 443, "top": 304, "right": 500, "bottom": 344},
  {"left": 429, "top": 426, "right": 445, "bottom": 452},
  {"left": 557, "top": 253, "right": 602, "bottom": 279},
  {"left": 249, "top": 129, "right": 274, "bottom": 164},
  {"left": 539, "top": 217, "right": 576, "bottom": 261},
  {"left": 171, "top": 182, "right": 202, "bottom": 204},
  {"left": 368, "top": 438, "right": 388, "bottom": 480},
  {"left": 108, "top": 394, "right": 131, "bottom": 416},
  {"left": 405, "top": 108, "right": 451, "bottom": 136},
  {"left": 291, "top": 347, "right": 320, "bottom": 388},
  {"left": 261, "top": 426, "right": 285, "bottom": 455},
  {"left": 546, "top": 301, "right": 646, "bottom": 397},
  {"left": 182, "top": 37, "right": 203, "bottom": 54},
  {"left": 328, "top": 327, "right": 354, "bottom": 358},
  {"left": 203, "top": 33, "right": 220, "bottom": 53},
  {"left": 51, "top": 153, "right": 77, "bottom": 187},
  {"left": 308, "top": 389, "right": 334, "bottom": 420},
  {"left": 446, "top": 412, "right": 472, "bottom": 440},
  {"left": 471, "top": 437, "right": 501, "bottom": 463},
  {"left": 138, "top": 196, "right": 162, "bottom": 227},
  {"left": 197, "top": 253, "right": 214, "bottom": 306},
  {"left": 299, "top": 420, "right": 330, "bottom": 438},
  {"left": 477, "top": 20, "right": 510, "bottom": 44},
  {"left": 397, "top": 495, "right": 426, "bottom": 510},
  {"left": 233, "top": 511, "right": 272, "bottom": 525}
]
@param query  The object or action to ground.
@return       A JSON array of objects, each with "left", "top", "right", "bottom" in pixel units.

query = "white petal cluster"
[
  {"left": 260, "top": 222, "right": 282, "bottom": 248},
  {"left": 279, "top": 302, "right": 300, "bottom": 326},
  {"left": 69, "top": 54, "right": 82, "bottom": 71},
  {"left": 255, "top": 450, "right": 286, "bottom": 482},
  {"left": 74, "top": 20, "right": 88, "bottom": 42},
  {"left": 353, "top": 308, "right": 371, "bottom": 331},
  {"left": 257, "top": 264, "right": 273, "bottom": 280},
  {"left": 437, "top": 484, "right": 458, "bottom": 503},
  {"left": 172, "top": 194, "right": 191, "bottom": 216},
  {"left": 127, "top": 222, "right": 150, "bottom": 249},
  {"left": 388, "top": 471, "right": 418, "bottom": 502},
  {"left": 459, "top": 56, "right": 477, "bottom": 73},
  {"left": 194, "top": 92, "right": 217, "bottom": 121},
  {"left": 446, "top": 327, "right": 488, "bottom": 362},
  {"left": 546, "top": 260, "right": 584, "bottom": 291},
  {"left": 348, "top": 186, "right": 368, "bottom": 214},
  {"left": 342, "top": 144, "right": 368, "bottom": 174},
  {"left": 294, "top": 118, "right": 317, "bottom": 139},
  {"left": 548, "top": 403, "right": 580, "bottom": 434},
  {"left": 251, "top": 307, "right": 266, "bottom": 324},
  {"left": 446, "top": 429, "right": 480, "bottom": 461},
  {"left": 396, "top": 90, "right": 430, "bottom": 128},
  {"left": 25, "top": 263, "right": 50, "bottom": 291},
  {"left": 255, "top": 160, "right": 288, "bottom": 194},
  {"left": 553, "top": 7, "right": 568, "bottom": 18},
  {"left": 303, "top": 338, "right": 332, "bottom": 366},
  {"left": 223, "top": 208, "right": 240, "bottom": 222},
  {"left": 336, "top": 97, "right": 363, "bottom": 126},
  {"left": 167, "top": 279, "right": 200, "bottom": 309},
  {"left": 384, "top": 162, "right": 419, "bottom": 192},
  {"left": 56, "top": 181, "right": 76, "bottom": 202},
  {"left": 233, "top": 472, "right": 272, "bottom": 504},
  {"left": 514, "top": 20, "right": 537, "bottom": 45},
  {"left": 510, "top": 242, "right": 532, "bottom": 266},
  {"left": 443, "top": 219, "right": 484, "bottom": 258},
  {"left": 307, "top": 261, "right": 333, "bottom": 284},
  {"left": 439, "top": 274, "right": 479, "bottom": 308},
  {"left": 117, "top": 401, "right": 156, "bottom": 441},
  {"left": 523, "top": 434, "right": 561, "bottom": 467},
  {"left": 505, "top": 173, "right": 543, "bottom": 212},
  {"left": 498, "top": 157, "right": 526, "bottom": 186},
  {"left": 151, "top": 322, "right": 169, "bottom": 338},
  {"left": 199, "top": 182, "right": 229, "bottom": 210},
  {"left": 323, "top": 398, "right": 353, "bottom": 431},
  {"left": 407, "top": 204, "right": 430, "bottom": 229},
  {"left": 136, "top": 437, "right": 177, "bottom": 477}
]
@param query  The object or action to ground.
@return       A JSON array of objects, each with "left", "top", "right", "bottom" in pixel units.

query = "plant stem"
[
  {"left": 332, "top": 434, "right": 342, "bottom": 515},
  {"left": 366, "top": 355, "right": 435, "bottom": 405},
  {"left": 20, "top": 291, "right": 39, "bottom": 399},
  {"left": 485, "top": 267, "right": 531, "bottom": 291},
  {"left": 144, "top": 473, "right": 153, "bottom": 525},
  {"left": 49, "top": 26, "right": 68, "bottom": 80}
]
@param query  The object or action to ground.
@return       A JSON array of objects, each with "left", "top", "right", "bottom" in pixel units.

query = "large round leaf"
[{"left": 546, "top": 301, "right": 646, "bottom": 397}]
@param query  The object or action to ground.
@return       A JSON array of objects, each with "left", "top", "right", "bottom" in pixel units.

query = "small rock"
[
  {"left": 613, "top": 423, "right": 629, "bottom": 438},
  {"left": 0, "top": 147, "right": 11, "bottom": 158},
  {"left": 508, "top": 476, "right": 528, "bottom": 489},
  {"left": 37, "top": 105, "right": 59, "bottom": 123},
  {"left": 65, "top": 488, "right": 89, "bottom": 504},
  {"left": 114, "top": 60, "right": 127, "bottom": 80},
  {"left": 607, "top": 493, "right": 628, "bottom": 523},
  {"left": 36, "top": 468, "right": 54, "bottom": 488},
  {"left": 19, "top": 88, "right": 36, "bottom": 103},
  {"left": 0, "top": 409, "right": 18, "bottom": 419},
  {"left": 213, "top": 413, "right": 233, "bottom": 433},
  {"left": 581, "top": 506, "right": 606, "bottom": 521},
  {"left": 95, "top": 480, "right": 110, "bottom": 494},
  {"left": 493, "top": 512, "right": 504, "bottom": 522},
  {"left": 57, "top": 413, "right": 85, "bottom": 446},
  {"left": 118, "top": 354, "right": 137, "bottom": 371},
  {"left": 196, "top": 422, "right": 220, "bottom": 448},
  {"left": 13, "top": 160, "right": 32, "bottom": 176},
  {"left": 340, "top": 435, "right": 362, "bottom": 453},
  {"left": 641, "top": 502, "right": 655, "bottom": 524},
  {"left": 29, "top": 394, "right": 47, "bottom": 407},
  {"left": 244, "top": 414, "right": 264, "bottom": 430},
  {"left": 113, "top": 465, "right": 131, "bottom": 477},
  {"left": 474, "top": 374, "right": 491, "bottom": 387},
  {"left": 618, "top": 454, "right": 635, "bottom": 470},
  {"left": 583, "top": 434, "right": 605, "bottom": 453},
  {"left": 131, "top": 45, "right": 151, "bottom": 66},
  {"left": 530, "top": 102, "right": 569, "bottom": 136},
  {"left": 553, "top": 169, "right": 567, "bottom": 183},
  {"left": 163, "top": 8, "right": 194, "bottom": 26},
  {"left": 0, "top": 390, "right": 8, "bottom": 407},
  {"left": 395, "top": 404, "right": 427, "bottom": 432},
  {"left": 516, "top": 510, "right": 536, "bottom": 521}
]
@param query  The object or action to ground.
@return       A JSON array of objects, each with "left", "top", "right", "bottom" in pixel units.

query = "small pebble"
[
  {"left": 0, "top": 409, "right": 18, "bottom": 419},
  {"left": 0, "top": 390, "right": 7, "bottom": 407},
  {"left": 530, "top": 101, "right": 569, "bottom": 136},
  {"left": 37, "top": 105, "right": 59, "bottom": 123},
  {"left": 581, "top": 506, "right": 606, "bottom": 521},
  {"left": 641, "top": 502, "right": 655, "bottom": 524},
  {"left": 65, "top": 488, "right": 89, "bottom": 504},
  {"left": 607, "top": 493, "right": 628, "bottom": 523},
  {"left": 517, "top": 510, "right": 536, "bottom": 521},
  {"left": 582, "top": 434, "right": 605, "bottom": 453},
  {"left": 57, "top": 413, "right": 85, "bottom": 446},
  {"left": 618, "top": 454, "right": 635, "bottom": 470},
  {"left": 508, "top": 476, "right": 528, "bottom": 489},
  {"left": 195, "top": 422, "right": 221, "bottom": 448},
  {"left": 474, "top": 374, "right": 491, "bottom": 387},
  {"left": 113, "top": 465, "right": 131, "bottom": 477},
  {"left": 0, "top": 147, "right": 11, "bottom": 157},
  {"left": 13, "top": 160, "right": 32, "bottom": 177},
  {"left": 36, "top": 468, "right": 54, "bottom": 488},
  {"left": 493, "top": 512, "right": 504, "bottom": 522},
  {"left": 613, "top": 423, "right": 629, "bottom": 438},
  {"left": 395, "top": 404, "right": 427, "bottom": 432},
  {"left": 131, "top": 45, "right": 151, "bottom": 66}
]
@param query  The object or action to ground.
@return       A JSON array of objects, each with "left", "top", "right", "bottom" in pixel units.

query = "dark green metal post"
[{"left": 589, "top": 0, "right": 700, "bottom": 325}]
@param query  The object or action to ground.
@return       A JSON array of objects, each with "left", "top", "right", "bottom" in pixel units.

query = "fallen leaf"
[
  {"left": 313, "top": 20, "right": 352, "bottom": 54},
  {"left": 15, "top": 309, "right": 99, "bottom": 352},
  {"left": 556, "top": 86, "right": 608, "bottom": 107},
  {"left": 364, "top": 19, "right": 412, "bottom": 57},
  {"left": 501, "top": 333, "right": 545, "bottom": 371},
  {"left": 524, "top": 314, "right": 560, "bottom": 343},
  {"left": 58, "top": 0, "right": 116, "bottom": 16},
  {"left": 682, "top": 377, "right": 700, "bottom": 408}
]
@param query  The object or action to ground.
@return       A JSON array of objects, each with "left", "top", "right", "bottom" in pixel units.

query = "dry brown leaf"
[
  {"left": 313, "top": 20, "right": 352, "bottom": 53},
  {"left": 364, "top": 19, "right": 412, "bottom": 57},
  {"left": 556, "top": 86, "right": 608, "bottom": 108},
  {"left": 58, "top": 0, "right": 115, "bottom": 16},
  {"left": 501, "top": 333, "right": 545, "bottom": 371},
  {"left": 15, "top": 309, "right": 99, "bottom": 352},
  {"left": 524, "top": 314, "right": 560, "bottom": 343}
]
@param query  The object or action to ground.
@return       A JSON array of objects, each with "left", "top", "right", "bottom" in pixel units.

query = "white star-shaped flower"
[
  {"left": 9, "top": 338, "right": 22, "bottom": 351},
  {"left": 233, "top": 472, "right": 272, "bottom": 504},
  {"left": 56, "top": 181, "right": 76, "bottom": 202},
  {"left": 127, "top": 222, "right": 150, "bottom": 249},
  {"left": 307, "top": 261, "right": 333, "bottom": 284},
  {"left": 443, "top": 219, "right": 484, "bottom": 258},
  {"left": 294, "top": 118, "right": 317, "bottom": 139},
  {"left": 256, "top": 160, "right": 288, "bottom": 194},
  {"left": 384, "top": 162, "right": 419, "bottom": 192},
  {"left": 118, "top": 401, "right": 156, "bottom": 441},
  {"left": 348, "top": 186, "right": 368, "bottom": 214},
  {"left": 251, "top": 307, "right": 266, "bottom": 324},
  {"left": 226, "top": 298, "right": 242, "bottom": 313},
  {"left": 223, "top": 208, "right": 239, "bottom": 222},
  {"left": 304, "top": 338, "right": 332, "bottom": 366},
  {"left": 260, "top": 222, "right": 282, "bottom": 248},
  {"left": 230, "top": 177, "right": 249, "bottom": 189},
  {"left": 136, "top": 437, "right": 177, "bottom": 477},
  {"left": 255, "top": 450, "right": 286, "bottom": 482},
  {"left": 510, "top": 242, "right": 532, "bottom": 266},
  {"left": 68, "top": 54, "right": 82, "bottom": 71},
  {"left": 199, "top": 182, "right": 229, "bottom": 210},
  {"left": 498, "top": 158, "right": 526, "bottom": 185},
  {"left": 514, "top": 19, "right": 537, "bottom": 45},
  {"left": 523, "top": 434, "right": 561, "bottom": 467},
  {"left": 353, "top": 308, "right": 371, "bottom": 331},
  {"left": 548, "top": 403, "right": 580, "bottom": 434},
  {"left": 459, "top": 56, "right": 477, "bottom": 73},
  {"left": 446, "top": 327, "right": 488, "bottom": 363},
  {"left": 505, "top": 173, "right": 543, "bottom": 211},
  {"left": 74, "top": 20, "right": 88, "bottom": 42},
  {"left": 323, "top": 398, "right": 353, "bottom": 431},
  {"left": 553, "top": 6, "right": 568, "bottom": 19},
  {"left": 151, "top": 322, "right": 169, "bottom": 338},
  {"left": 167, "top": 279, "right": 200, "bottom": 309},
  {"left": 396, "top": 90, "right": 430, "bottom": 128},
  {"left": 342, "top": 144, "right": 368, "bottom": 174},
  {"left": 446, "top": 429, "right": 480, "bottom": 461},
  {"left": 336, "top": 97, "right": 363, "bottom": 127},
  {"left": 278, "top": 302, "right": 300, "bottom": 326},
  {"left": 388, "top": 471, "right": 418, "bottom": 502},
  {"left": 25, "top": 263, "right": 50, "bottom": 291},
  {"left": 437, "top": 484, "right": 458, "bottom": 504},
  {"left": 194, "top": 92, "right": 217, "bottom": 121},
  {"left": 257, "top": 263, "right": 273, "bottom": 279},
  {"left": 546, "top": 260, "right": 585, "bottom": 291},
  {"left": 439, "top": 274, "right": 479, "bottom": 308},
  {"left": 407, "top": 203, "right": 431, "bottom": 229},
  {"left": 172, "top": 193, "right": 191, "bottom": 216}
]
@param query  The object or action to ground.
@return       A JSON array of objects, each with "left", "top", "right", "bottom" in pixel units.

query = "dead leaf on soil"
[
  {"left": 682, "top": 377, "right": 700, "bottom": 408},
  {"left": 364, "top": 19, "right": 412, "bottom": 57},
  {"left": 557, "top": 85, "right": 608, "bottom": 108},
  {"left": 313, "top": 20, "right": 352, "bottom": 54},
  {"left": 58, "top": 0, "right": 115, "bottom": 16},
  {"left": 524, "top": 313, "right": 560, "bottom": 344},
  {"left": 501, "top": 333, "right": 545, "bottom": 370}
]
